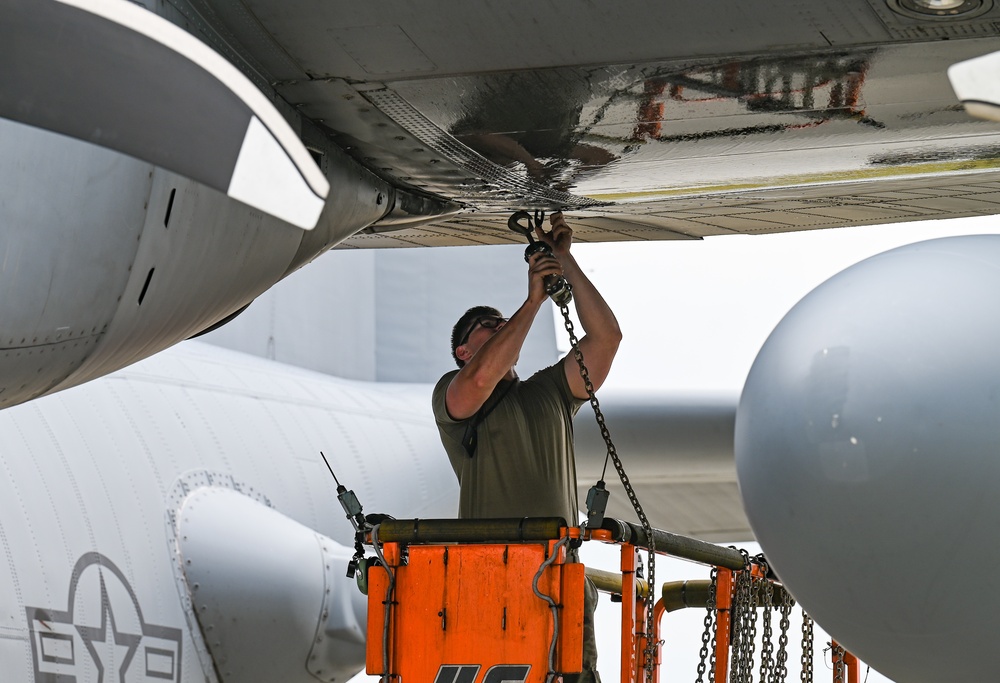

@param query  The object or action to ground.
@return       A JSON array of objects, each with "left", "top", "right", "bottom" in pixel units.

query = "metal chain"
[
  {"left": 759, "top": 574, "right": 776, "bottom": 683},
  {"left": 730, "top": 575, "right": 745, "bottom": 682},
  {"left": 729, "top": 572, "right": 743, "bottom": 682},
  {"left": 560, "top": 306, "right": 649, "bottom": 527},
  {"left": 559, "top": 304, "right": 658, "bottom": 682},
  {"left": 729, "top": 551, "right": 755, "bottom": 683},
  {"left": 800, "top": 612, "right": 814, "bottom": 683},
  {"left": 832, "top": 643, "right": 846, "bottom": 683},
  {"left": 708, "top": 567, "right": 719, "bottom": 683},
  {"left": 696, "top": 568, "right": 718, "bottom": 683},
  {"left": 742, "top": 573, "right": 759, "bottom": 683},
  {"left": 774, "top": 584, "right": 794, "bottom": 683}
]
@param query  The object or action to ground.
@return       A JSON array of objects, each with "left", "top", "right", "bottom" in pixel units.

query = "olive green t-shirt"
[{"left": 432, "top": 362, "right": 585, "bottom": 522}]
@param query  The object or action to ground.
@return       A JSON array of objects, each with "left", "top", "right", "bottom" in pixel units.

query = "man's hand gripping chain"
[{"left": 508, "top": 210, "right": 574, "bottom": 306}]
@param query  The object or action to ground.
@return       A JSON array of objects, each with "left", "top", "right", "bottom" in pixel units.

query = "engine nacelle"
[
  {"left": 175, "top": 486, "right": 367, "bottom": 683},
  {"left": 736, "top": 234, "right": 1000, "bottom": 683}
]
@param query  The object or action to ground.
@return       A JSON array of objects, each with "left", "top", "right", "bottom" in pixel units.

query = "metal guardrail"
[
  {"left": 375, "top": 517, "right": 567, "bottom": 543},
  {"left": 599, "top": 518, "right": 747, "bottom": 570},
  {"left": 374, "top": 516, "right": 748, "bottom": 571}
]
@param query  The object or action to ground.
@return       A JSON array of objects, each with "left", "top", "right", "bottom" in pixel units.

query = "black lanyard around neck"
[{"left": 461, "top": 378, "right": 515, "bottom": 457}]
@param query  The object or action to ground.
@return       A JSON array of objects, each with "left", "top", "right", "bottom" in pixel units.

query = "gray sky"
[{"left": 571, "top": 215, "right": 1000, "bottom": 397}]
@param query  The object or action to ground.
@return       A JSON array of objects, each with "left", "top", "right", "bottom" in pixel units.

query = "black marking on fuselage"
[{"left": 25, "top": 552, "right": 183, "bottom": 682}]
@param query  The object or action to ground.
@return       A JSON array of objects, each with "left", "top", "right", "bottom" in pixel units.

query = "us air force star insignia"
[{"left": 26, "top": 553, "right": 183, "bottom": 683}]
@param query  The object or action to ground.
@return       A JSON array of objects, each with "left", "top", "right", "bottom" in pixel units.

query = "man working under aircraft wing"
[{"left": 432, "top": 212, "right": 621, "bottom": 683}]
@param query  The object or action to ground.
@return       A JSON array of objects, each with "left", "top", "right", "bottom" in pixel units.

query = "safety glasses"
[{"left": 458, "top": 316, "right": 508, "bottom": 346}]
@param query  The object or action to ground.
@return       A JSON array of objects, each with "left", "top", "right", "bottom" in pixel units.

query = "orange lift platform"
[{"left": 361, "top": 516, "right": 862, "bottom": 683}]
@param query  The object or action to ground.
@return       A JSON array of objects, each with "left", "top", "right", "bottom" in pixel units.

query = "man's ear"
[{"left": 455, "top": 344, "right": 472, "bottom": 363}]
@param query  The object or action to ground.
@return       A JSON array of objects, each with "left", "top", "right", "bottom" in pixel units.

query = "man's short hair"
[{"left": 451, "top": 305, "right": 503, "bottom": 367}]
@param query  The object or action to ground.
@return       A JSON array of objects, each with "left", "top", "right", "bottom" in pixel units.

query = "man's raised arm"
[
  {"left": 539, "top": 212, "right": 623, "bottom": 399},
  {"left": 446, "top": 250, "right": 567, "bottom": 420}
]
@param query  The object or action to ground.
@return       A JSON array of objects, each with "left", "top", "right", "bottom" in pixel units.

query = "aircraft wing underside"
[
  {"left": 342, "top": 173, "right": 1000, "bottom": 248},
  {"left": 175, "top": 0, "right": 1000, "bottom": 246}
]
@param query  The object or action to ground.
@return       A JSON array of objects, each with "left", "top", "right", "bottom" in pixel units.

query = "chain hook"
[
  {"left": 508, "top": 210, "right": 572, "bottom": 306},
  {"left": 506, "top": 209, "right": 548, "bottom": 238},
  {"left": 507, "top": 210, "right": 536, "bottom": 240}
]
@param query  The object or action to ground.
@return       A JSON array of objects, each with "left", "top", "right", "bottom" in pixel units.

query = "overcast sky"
[{"left": 571, "top": 214, "right": 1000, "bottom": 398}]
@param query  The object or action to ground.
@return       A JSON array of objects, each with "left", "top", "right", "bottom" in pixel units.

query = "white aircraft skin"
[{"left": 0, "top": 342, "right": 458, "bottom": 683}]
